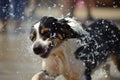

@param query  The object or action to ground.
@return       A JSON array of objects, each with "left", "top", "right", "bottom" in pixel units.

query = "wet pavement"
[
  {"left": 0, "top": 32, "right": 42, "bottom": 80},
  {"left": 0, "top": 8, "right": 120, "bottom": 80}
]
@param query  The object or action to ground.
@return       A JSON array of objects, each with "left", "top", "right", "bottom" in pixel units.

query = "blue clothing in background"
[
  {"left": 0, "top": 0, "right": 27, "bottom": 21},
  {"left": 0, "top": 0, "right": 9, "bottom": 19}
]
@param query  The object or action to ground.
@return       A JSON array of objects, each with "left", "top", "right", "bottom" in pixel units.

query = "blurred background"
[{"left": 0, "top": 0, "right": 120, "bottom": 80}]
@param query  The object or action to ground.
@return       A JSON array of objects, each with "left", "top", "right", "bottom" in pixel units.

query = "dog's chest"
[{"left": 60, "top": 39, "right": 86, "bottom": 73}]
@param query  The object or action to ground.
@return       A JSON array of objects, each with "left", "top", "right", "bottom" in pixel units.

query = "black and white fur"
[{"left": 30, "top": 16, "right": 120, "bottom": 80}]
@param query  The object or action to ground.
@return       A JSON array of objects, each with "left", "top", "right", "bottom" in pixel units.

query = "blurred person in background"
[
  {"left": 59, "top": 0, "right": 95, "bottom": 20},
  {"left": 26, "top": 0, "right": 38, "bottom": 18},
  {"left": 0, "top": 0, "right": 27, "bottom": 32},
  {"left": 84, "top": 0, "right": 95, "bottom": 20}
]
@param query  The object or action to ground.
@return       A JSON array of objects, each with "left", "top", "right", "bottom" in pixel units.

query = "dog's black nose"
[{"left": 33, "top": 44, "right": 44, "bottom": 55}]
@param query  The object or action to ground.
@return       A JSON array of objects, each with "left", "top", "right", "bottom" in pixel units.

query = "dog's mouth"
[
  {"left": 39, "top": 46, "right": 53, "bottom": 58},
  {"left": 33, "top": 43, "right": 53, "bottom": 58}
]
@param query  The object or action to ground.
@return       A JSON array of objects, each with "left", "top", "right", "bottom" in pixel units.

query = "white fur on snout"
[
  {"left": 34, "top": 22, "right": 40, "bottom": 39},
  {"left": 32, "top": 38, "right": 51, "bottom": 50},
  {"left": 32, "top": 21, "right": 52, "bottom": 52},
  {"left": 33, "top": 21, "right": 50, "bottom": 46}
]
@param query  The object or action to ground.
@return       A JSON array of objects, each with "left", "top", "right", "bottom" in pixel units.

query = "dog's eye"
[
  {"left": 30, "top": 29, "right": 36, "bottom": 42},
  {"left": 42, "top": 32, "right": 51, "bottom": 40}
]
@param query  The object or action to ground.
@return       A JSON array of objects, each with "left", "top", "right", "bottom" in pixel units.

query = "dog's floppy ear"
[
  {"left": 40, "top": 16, "right": 48, "bottom": 25},
  {"left": 40, "top": 16, "right": 58, "bottom": 28}
]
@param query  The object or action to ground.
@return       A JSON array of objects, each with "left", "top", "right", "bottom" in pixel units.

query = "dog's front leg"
[
  {"left": 32, "top": 70, "right": 55, "bottom": 80},
  {"left": 84, "top": 69, "right": 92, "bottom": 80}
]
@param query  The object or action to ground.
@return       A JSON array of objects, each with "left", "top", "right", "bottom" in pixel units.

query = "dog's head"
[{"left": 30, "top": 16, "right": 81, "bottom": 58}]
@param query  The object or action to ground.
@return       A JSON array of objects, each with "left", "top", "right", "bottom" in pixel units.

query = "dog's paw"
[{"left": 32, "top": 71, "right": 55, "bottom": 80}]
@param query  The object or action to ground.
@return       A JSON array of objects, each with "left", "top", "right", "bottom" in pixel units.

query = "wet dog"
[{"left": 30, "top": 16, "right": 120, "bottom": 80}]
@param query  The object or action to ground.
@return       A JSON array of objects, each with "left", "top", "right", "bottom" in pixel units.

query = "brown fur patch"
[
  {"left": 110, "top": 53, "right": 120, "bottom": 71},
  {"left": 41, "top": 28, "right": 50, "bottom": 34},
  {"left": 51, "top": 51, "right": 80, "bottom": 80},
  {"left": 58, "top": 34, "right": 63, "bottom": 40},
  {"left": 30, "top": 30, "right": 36, "bottom": 41}
]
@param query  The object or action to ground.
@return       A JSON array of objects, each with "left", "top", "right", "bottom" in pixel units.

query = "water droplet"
[
  {"left": 60, "top": 5, "right": 64, "bottom": 8},
  {"left": 53, "top": 4, "right": 56, "bottom": 8},
  {"left": 48, "top": 7, "right": 51, "bottom": 10}
]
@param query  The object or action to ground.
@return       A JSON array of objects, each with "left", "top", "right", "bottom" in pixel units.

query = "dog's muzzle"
[
  {"left": 33, "top": 42, "right": 53, "bottom": 58},
  {"left": 33, "top": 43, "right": 44, "bottom": 55}
]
